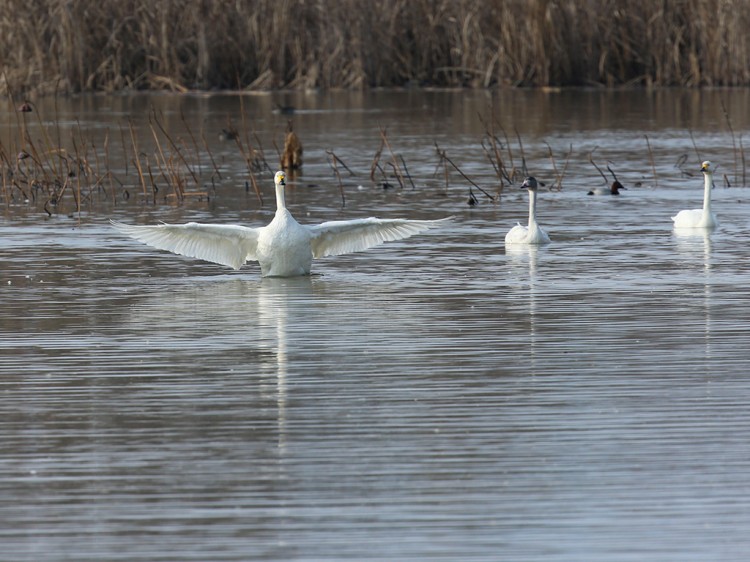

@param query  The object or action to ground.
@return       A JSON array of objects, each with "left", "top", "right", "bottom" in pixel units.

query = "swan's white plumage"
[
  {"left": 309, "top": 217, "right": 448, "bottom": 258},
  {"left": 111, "top": 171, "right": 451, "bottom": 277},
  {"left": 672, "top": 161, "right": 718, "bottom": 228},
  {"left": 505, "top": 177, "right": 551, "bottom": 245},
  {"left": 110, "top": 221, "right": 258, "bottom": 270},
  {"left": 505, "top": 222, "right": 550, "bottom": 245}
]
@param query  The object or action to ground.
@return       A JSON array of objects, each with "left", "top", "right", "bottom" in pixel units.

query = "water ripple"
[{"left": 3, "top": 91, "right": 750, "bottom": 561}]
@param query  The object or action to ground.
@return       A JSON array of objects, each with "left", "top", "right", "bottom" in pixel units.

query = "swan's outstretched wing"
[
  {"left": 307, "top": 217, "right": 452, "bottom": 259},
  {"left": 110, "top": 220, "right": 260, "bottom": 270}
]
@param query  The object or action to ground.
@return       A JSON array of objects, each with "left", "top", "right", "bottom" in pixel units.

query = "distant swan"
[
  {"left": 505, "top": 177, "right": 551, "bottom": 245},
  {"left": 112, "top": 171, "right": 452, "bottom": 277},
  {"left": 672, "top": 161, "right": 718, "bottom": 228},
  {"left": 588, "top": 180, "right": 626, "bottom": 196}
]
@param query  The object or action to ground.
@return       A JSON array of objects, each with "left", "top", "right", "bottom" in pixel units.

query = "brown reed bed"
[
  {"left": 2, "top": 0, "right": 750, "bottom": 96},
  {"left": 0, "top": 93, "right": 273, "bottom": 215},
  {"left": 3, "top": 90, "right": 745, "bottom": 217},
  {"left": 0, "top": 97, "right": 561, "bottom": 216}
]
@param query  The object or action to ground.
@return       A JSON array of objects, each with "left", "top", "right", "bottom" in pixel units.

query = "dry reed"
[
  {"left": 325, "top": 150, "right": 347, "bottom": 207},
  {"left": 0, "top": 93, "right": 276, "bottom": 213},
  {"left": 2, "top": 0, "right": 750, "bottom": 95},
  {"left": 434, "top": 142, "right": 495, "bottom": 204}
]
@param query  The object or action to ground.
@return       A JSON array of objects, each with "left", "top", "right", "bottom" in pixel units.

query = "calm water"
[{"left": 2, "top": 90, "right": 750, "bottom": 561}]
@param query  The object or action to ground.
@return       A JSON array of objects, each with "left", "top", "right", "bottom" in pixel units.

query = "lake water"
[{"left": 2, "top": 89, "right": 750, "bottom": 561}]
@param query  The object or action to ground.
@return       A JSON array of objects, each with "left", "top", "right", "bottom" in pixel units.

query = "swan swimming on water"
[
  {"left": 111, "top": 171, "right": 452, "bottom": 277},
  {"left": 672, "top": 161, "right": 718, "bottom": 228},
  {"left": 505, "top": 177, "right": 551, "bottom": 245}
]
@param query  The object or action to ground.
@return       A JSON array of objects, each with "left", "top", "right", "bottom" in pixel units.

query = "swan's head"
[
  {"left": 274, "top": 170, "right": 287, "bottom": 187},
  {"left": 701, "top": 161, "right": 713, "bottom": 174},
  {"left": 521, "top": 177, "right": 539, "bottom": 190}
]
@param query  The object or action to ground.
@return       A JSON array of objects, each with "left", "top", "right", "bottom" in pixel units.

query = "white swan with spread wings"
[{"left": 111, "top": 171, "right": 451, "bottom": 277}]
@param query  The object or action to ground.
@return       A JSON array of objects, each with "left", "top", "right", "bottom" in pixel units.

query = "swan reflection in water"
[
  {"left": 126, "top": 276, "right": 319, "bottom": 455},
  {"left": 673, "top": 227, "right": 713, "bottom": 358},
  {"left": 505, "top": 244, "right": 543, "bottom": 372},
  {"left": 255, "top": 276, "right": 318, "bottom": 453}
]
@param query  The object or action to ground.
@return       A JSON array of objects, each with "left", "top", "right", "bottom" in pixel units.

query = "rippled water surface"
[{"left": 3, "top": 90, "right": 750, "bottom": 561}]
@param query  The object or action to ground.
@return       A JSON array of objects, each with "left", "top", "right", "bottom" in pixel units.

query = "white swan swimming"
[
  {"left": 672, "top": 161, "right": 718, "bottom": 228},
  {"left": 111, "top": 171, "right": 452, "bottom": 277},
  {"left": 588, "top": 180, "right": 626, "bottom": 196},
  {"left": 505, "top": 177, "right": 551, "bottom": 245}
]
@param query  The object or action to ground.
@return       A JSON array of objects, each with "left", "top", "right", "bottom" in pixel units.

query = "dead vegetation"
[
  {"left": 0, "top": 90, "right": 277, "bottom": 215},
  {"left": 2, "top": 89, "right": 746, "bottom": 217},
  {"left": 2, "top": 0, "right": 749, "bottom": 95},
  {"left": 280, "top": 121, "right": 303, "bottom": 171}
]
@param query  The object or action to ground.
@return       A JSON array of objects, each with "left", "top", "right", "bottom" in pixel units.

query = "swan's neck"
[
  {"left": 527, "top": 188, "right": 538, "bottom": 227},
  {"left": 275, "top": 182, "right": 287, "bottom": 212},
  {"left": 702, "top": 171, "right": 712, "bottom": 214}
]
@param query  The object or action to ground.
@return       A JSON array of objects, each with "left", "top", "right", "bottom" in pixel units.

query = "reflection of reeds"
[{"left": 4, "top": 0, "right": 750, "bottom": 93}]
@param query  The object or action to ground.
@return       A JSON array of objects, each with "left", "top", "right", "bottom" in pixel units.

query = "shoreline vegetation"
[
  {"left": 5, "top": 92, "right": 744, "bottom": 218},
  {"left": 2, "top": 0, "right": 749, "bottom": 96},
  {"left": 0, "top": 95, "right": 536, "bottom": 216}
]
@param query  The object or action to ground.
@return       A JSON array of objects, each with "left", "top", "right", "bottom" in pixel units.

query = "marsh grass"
[
  {"left": 0, "top": 91, "right": 114, "bottom": 214},
  {"left": 326, "top": 150, "right": 349, "bottom": 208},
  {"left": 2, "top": 0, "right": 749, "bottom": 95},
  {"left": 2, "top": 89, "right": 745, "bottom": 216},
  {"left": 0, "top": 93, "right": 537, "bottom": 216},
  {"left": 0, "top": 94, "right": 270, "bottom": 214}
]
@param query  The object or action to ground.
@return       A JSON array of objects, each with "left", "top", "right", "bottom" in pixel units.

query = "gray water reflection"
[
  {"left": 673, "top": 228, "right": 714, "bottom": 362},
  {"left": 3, "top": 90, "right": 750, "bottom": 561}
]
